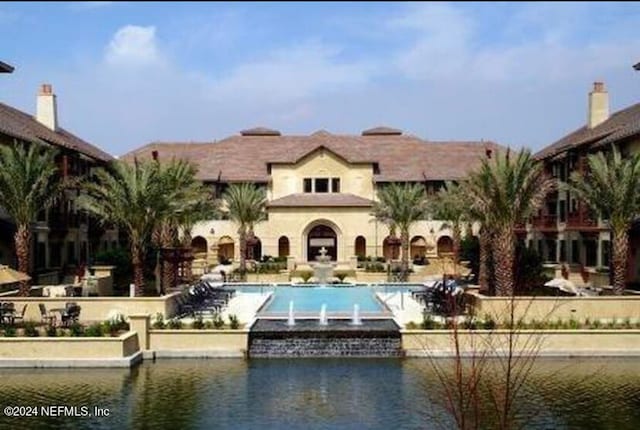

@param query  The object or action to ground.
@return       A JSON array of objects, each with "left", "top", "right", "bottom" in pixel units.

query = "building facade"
[
  {"left": 0, "top": 84, "right": 118, "bottom": 279},
  {"left": 123, "top": 127, "right": 501, "bottom": 269},
  {"left": 528, "top": 82, "right": 640, "bottom": 286}
]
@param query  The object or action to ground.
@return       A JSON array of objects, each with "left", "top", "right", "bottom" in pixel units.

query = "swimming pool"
[{"left": 260, "top": 286, "right": 385, "bottom": 314}]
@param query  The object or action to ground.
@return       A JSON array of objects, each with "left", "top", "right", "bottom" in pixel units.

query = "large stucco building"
[
  {"left": 123, "top": 127, "right": 501, "bottom": 269},
  {"left": 0, "top": 84, "right": 118, "bottom": 280},
  {"left": 528, "top": 82, "right": 640, "bottom": 286}
]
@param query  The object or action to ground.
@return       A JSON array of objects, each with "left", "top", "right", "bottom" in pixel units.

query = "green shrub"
[
  {"left": 421, "top": 314, "right": 436, "bottom": 330},
  {"left": 405, "top": 321, "right": 418, "bottom": 329},
  {"left": 213, "top": 314, "right": 225, "bottom": 329},
  {"left": 104, "top": 313, "right": 128, "bottom": 336},
  {"left": 462, "top": 317, "right": 477, "bottom": 330},
  {"left": 167, "top": 318, "right": 183, "bottom": 329},
  {"left": 229, "top": 314, "right": 240, "bottom": 329},
  {"left": 607, "top": 318, "right": 617, "bottom": 329},
  {"left": 152, "top": 313, "right": 165, "bottom": 329},
  {"left": 46, "top": 325, "right": 58, "bottom": 337},
  {"left": 85, "top": 322, "right": 104, "bottom": 337},
  {"left": 300, "top": 272, "right": 313, "bottom": 282},
  {"left": 623, "top": 317, "right": 632, "bottom": 329},
  {"left": 192, "top": 316, "right": 205, "bottom": 330},
  {"left": 568, "top": 318, "right": 580, "bottom": 330},
  {"left": 591, "top": 319, "right": 601, "bottom": 329},
  {"left": 482, "top": 315, "right": 496, "bottom": 330},
  {"left": 4, "top": 326, "right": 16, "bottom": 337},
  {"left": 204, "top": 320, "right": 214, "bottom": 329},
  {"left": 69, "top": 322, "right": 84, "bottom": 337},
  {"left": 23, "top": 321, "right": 40, "bottom": 337}
]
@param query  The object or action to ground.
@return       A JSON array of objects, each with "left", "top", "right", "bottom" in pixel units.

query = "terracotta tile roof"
[
  {"left": 268, "top": 193, "right": 374, "bottom": 207},
  {"left": 0, "top": 102, "right": 112, "bottom": 161},
  {"left": 534, "top": 102, "right": 640, "bottom": 160},
  {"left": 121, "top": 131, "right": 502, "bottom": 182}
]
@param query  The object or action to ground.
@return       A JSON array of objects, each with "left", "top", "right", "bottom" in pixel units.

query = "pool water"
[{"left": 262, "top": 286, "right": 384, "bottom": 313}]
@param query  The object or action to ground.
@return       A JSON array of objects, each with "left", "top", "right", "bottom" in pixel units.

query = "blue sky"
[{"left": 1, "top": 2, "right": 639, "bottom": 156}]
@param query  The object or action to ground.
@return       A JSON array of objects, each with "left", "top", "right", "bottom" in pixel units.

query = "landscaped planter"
[{"left": 401, "top": 329, "right": 640, "bottom": 357}]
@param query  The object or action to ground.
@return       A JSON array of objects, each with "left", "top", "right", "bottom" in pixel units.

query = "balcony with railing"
[{"left": 532, "top": 214, "right": 558, "bottom": 230}]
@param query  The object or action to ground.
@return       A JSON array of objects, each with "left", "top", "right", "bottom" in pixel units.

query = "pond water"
[{"left": 1, "top": 358, "right": 639, "bottom": 429}]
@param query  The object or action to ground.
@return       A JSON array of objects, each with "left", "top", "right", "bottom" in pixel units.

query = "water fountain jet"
[
  {"left": 287, "top": 300, "right": 295, "bottom": 326},
  {"left": 319, "top": 304, "right": 328, "bottom": 326},
  {"left": 351, "top": 304, "right": 362, "bottom": 326}
]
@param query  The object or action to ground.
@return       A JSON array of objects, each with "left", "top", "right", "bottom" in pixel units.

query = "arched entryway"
[
  {"left": 437, "top": 235, "right": 454, "bottom": 256},
  {"left": 278, "top": 236, "right": 290, "bottom": 258},
  {"left": 191, "top": 236, "right": 208, "bottom": 256},
  {"left": 383, "top": 236, "right": 401, "bottom": 260},
  {"left": 355, "top": 236, "right": 366, "bottom": 258},
  {"left": 410, "top": 236, "right": 427, "bottom": 259},
  {"left": 307, "top": 224, "right": 337, "bottom": 261},
  {"left": 218, "top": 236, "right": 235, "bottom": 263},
  {"left": 245, "top": 236, "right": 262, "bottom": 261}
]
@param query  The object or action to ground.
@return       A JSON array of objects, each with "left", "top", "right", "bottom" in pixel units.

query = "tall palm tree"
[
  {"left": 0, "top": 143, "right": 61, "bottom": 295},
  {"left": 569, "top": 146, "right": 640, "bottom": 294},
  {"left": 466, "top": 149, "right": 554, "bottom": 296},
  {"left": 372, "top": 183, "right": 429, "bottom": 280},
  {"left": 153, "top": 159, "right": 215, "bottom": 291},
  {"left": 222, "top": 183, "right": 267, "bottom": 279},
  {"left": 79, "top": 160, "right": 166, "bottom": 296},
  {"left": 431, "top": 182, "right": 468, "bottom": 276}
]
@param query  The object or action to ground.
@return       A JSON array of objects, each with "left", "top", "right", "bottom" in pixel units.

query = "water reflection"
[{"left": 0, "top": 358, "right": 638, "bottom": 429}]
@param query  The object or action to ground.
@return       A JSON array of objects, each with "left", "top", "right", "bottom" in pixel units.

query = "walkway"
[{"left": 376, "top": 291, "right": 425, "bottom": 327}]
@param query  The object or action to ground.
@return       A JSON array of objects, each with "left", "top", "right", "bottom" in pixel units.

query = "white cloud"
[{"left": 104, "top": 25, "right": 161, "bottom": 67}]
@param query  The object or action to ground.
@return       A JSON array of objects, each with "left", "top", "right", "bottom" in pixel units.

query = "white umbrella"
[
  {"left": 545, "top": 278, "right": 578, "bottom": 295},
  {"left": 0, "top": 265, "right": 30, "bottom": 285}
]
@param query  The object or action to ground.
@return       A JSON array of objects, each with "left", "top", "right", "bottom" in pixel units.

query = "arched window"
[
  {"left": 278, "top": 236, "right": 290, "bottom": 258},
  {"left": 191, "top": 236, "right": 208, "bottom": 255},
  {"left": 437, "top": 236, "right": 454, "bottom": 256},
  {"left": 354, "top": 236, "right": 366, "bottom": 257}
]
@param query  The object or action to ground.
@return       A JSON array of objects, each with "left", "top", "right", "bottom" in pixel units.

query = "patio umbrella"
[
  {"left": 0, "top": 265, "right": 31, "bottom": 285},
  {"left": 545, "top": 278, "right": 578, "bottom": 295}
]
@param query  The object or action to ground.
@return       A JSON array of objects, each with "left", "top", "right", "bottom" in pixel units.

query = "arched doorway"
[
  {"left": 245, "top": 236, "right": 262, "bottom": 261},
  {"left": 278, "top": 236, "right": 290, "bottom": 258},
  {"left": 354, "top": 236, "right": 366, "bottom": 258},
  {"left": 437, "top": 236, "right": 454, "bottom": 256},
  {"left": 191, "top": 236, "right": 208, "bottom": 256},
  {"left": 307, "top": 224, "right": 337, "bottom": 261},
  {"left": 410, "top": 236, "right": 427, "bottom": 260},
  {"left": 383, "top": 236, "right": 401, "bottom": 260},
  {"left": 218, "top": 236, "right": 234, "bottom": 263}
]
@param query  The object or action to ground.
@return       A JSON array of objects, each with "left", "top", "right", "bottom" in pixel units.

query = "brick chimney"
[
  {"left": 36, "top": 83, "right": 58, "bottom": 131},
  {"left": 588, "top": 81, "right": 609, "bottom": 129}
]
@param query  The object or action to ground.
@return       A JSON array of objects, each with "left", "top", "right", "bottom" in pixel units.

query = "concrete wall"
[
  {"left": 468, "top": 291, "right": 640, "bottom": 323},
  {"left": 245, "top": 273, "right": 290, "bottom": 283},
  {"left": 0, "top": 332, "right": 138, "bottom": 359},
  {"left": 0, "top": 292, "right": 182, "bottom": 323},
  {"left": 148, "top": 330, "right": 249, "bottom": 355},
  {"left": 402, "top": 329, "right": 640, "bottom": 356}
]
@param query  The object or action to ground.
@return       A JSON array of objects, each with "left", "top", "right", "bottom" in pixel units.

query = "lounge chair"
[
  {"left": 9, "top": 304, "right": 27, "bottom": 325},
  {"left": 39, "top": 304, "right": 56, "bottom": 326}
]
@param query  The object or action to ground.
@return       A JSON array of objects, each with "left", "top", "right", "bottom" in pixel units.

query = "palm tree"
[
  {"left": 153, "top": 159, "right": 215, "bottom": 291},
  {"left": 569, "top": 146, "right": 640, "bottom": 294},
  {"left": 372, "top": 183, "right": 429, "bottom": 281},
  {"left": 466, "top": 149, "right": 554, "bottom": 296},
  {"left": 222, "top": 183, "right": 267, "bottom": 279},
  {"left": 0, "top": 143, "right": 61, "bottom": 295},
  {"left": 79, "top": 160, "right": 166, "bottom": 296},
  {"left": 431, "top": 182, "right": 468, "bottom": 276}
]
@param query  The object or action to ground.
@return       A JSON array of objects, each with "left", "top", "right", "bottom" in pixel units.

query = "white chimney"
[
  {"left": 588, "top": 81, "right": 609, "bottom": 129},
  {"left": 36, "top": 83, "right": 58, "bottom": 131}
]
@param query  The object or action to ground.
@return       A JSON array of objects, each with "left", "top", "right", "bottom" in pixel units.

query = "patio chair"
[
  {"left": 61, "top": 304, "right": 81, "bottom": 327},
  {"left": 39, "top": 304, "right": 56, "bottom": 326},
  {"left": 9, "top": 304, "right": 27, "bottom": 325}
]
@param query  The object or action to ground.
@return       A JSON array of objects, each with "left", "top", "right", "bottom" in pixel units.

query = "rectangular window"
[
  {"left": 571, "top": 240, "right": 580, "bottom": 264},
  {"left": 559, "top": 201, "right": 567, "bottom": 222},
  {"left": 49, "top": 243, "right": 61, "bottom": 268},
  {"left": 303, "top": 178, "right": 312, "bottom": 193},
  {"left": 315, "top": 178, "right": 329, "bottom": 193},
  {"left": 67, "top": 241, "right": 76, "bottom": 264},
  {"left": 559, "top": 240, "right": 566, "bottom": 262},
  {"left": 546, "top": 239, "right": 557, "bottom": 262},
  {"left": 36, "top": 242, "right": 46, "bottom": 269},
  {"left": 331, "top": 178, "right": 340, "bottom": 193},
  {"left": 602, "top": 240, "right": 610, "bottom": 267},
  {"left": 585, "top": 240, "right": 597, "bottom": 267}
]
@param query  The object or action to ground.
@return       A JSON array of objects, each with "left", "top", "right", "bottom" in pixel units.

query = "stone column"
[
  {"left": 287, "top": 256, "right": 296, "bottom": 272},
  {"left": 349, "top": 255, "right": 358, "bottom": 271},
  {"left": 129, "top": 314, "right": 150, "bottom": 350}
]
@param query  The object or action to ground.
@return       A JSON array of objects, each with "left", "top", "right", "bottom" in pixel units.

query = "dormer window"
[{"left": 303, "top": 177, "right": 341, "bottom": 193}]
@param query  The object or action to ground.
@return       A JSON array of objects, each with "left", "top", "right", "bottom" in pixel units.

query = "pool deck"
[{"left": 376, "top": 291, "right": 429, "bottom": 326}]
